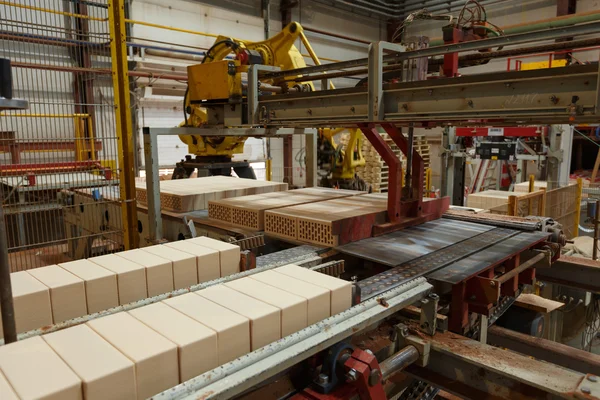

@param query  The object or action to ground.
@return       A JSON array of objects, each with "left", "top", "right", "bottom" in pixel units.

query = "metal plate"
[
  {"left": 442, "top": 210, "right": 542, "bottom": 231},
  {"left": 336, "top": 219, "right": 493, "bottom": 267},
  {"left": 357, "top": 228, "right": 519, "bottom": 300},
  {"left": 427, "top": 231, "right": 550, "bottom": 284},
  {"left": 256, "top": 244, "right": 323, "bottom": 268}
]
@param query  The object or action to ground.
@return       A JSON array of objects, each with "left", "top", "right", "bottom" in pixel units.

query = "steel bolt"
[
  {"left": 490, "top": 281, "right": 496, "bottom": 287},
  {"left": 317, "top": 373, "right": 329, "bottom": 385},
  {"left": 346, "top": 369, "right": 359, "bottom": 382},
  {"left": 398, "top": 324, "right": 409, "bottom": 338},
  {"left": 581, "top": 387, "right": 592, "bottom": 394},
  {"left": 369, "top": 369, "right": 381, "bottom": 386},
  {"left": 588, "top": 375, "right": 598, "bottom": 382},
  {"left": 339, "top": 352, "right": 351, "bottom": 364},
  {"left": 428, "top": 293, "right": 439, "bottom": 300}
]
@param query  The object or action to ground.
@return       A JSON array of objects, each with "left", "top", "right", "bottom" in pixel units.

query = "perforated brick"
[
  {"left": 136, "top": 188, "right": 147, "bottom": 204},
  {"left": 265, "top": 211, "right": 297, "bottom": 240},
  {"left": 298, "top": 219, "right": 336, "bottom": 247},
  {"left": 208, "top": 202, "right": 232, "bottom": 223},
  {"left": 231, "top": 208, "right": 260, "bottom": 229}
]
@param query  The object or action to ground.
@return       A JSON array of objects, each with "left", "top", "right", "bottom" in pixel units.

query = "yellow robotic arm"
[
  {"left": 318, "top": 128, "right": 368, "bottom": 190},
  {"left": 180, "top": 22, "right": 312, "bottom": 158}
]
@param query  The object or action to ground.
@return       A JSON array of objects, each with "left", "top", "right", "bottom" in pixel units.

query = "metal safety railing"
[{"left": 0, "top": 0, "right": 137, "bottom": 271}]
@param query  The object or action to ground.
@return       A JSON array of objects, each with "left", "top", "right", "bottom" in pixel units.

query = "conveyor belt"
[
  {"left": 336, "top": 219, "right": 493, "bottom": 267},
  {"left": 356, "top": 227, "right": 520, "bottom": 300},
  {"left": 427, "top": 230, "right": 550, "bottom": 284}
]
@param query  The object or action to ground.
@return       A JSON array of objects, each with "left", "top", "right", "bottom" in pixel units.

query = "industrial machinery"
[
  {"left": 176, "top": 22, "right": 365, "bottom": 186},
  {"left": 317, "top": 127, "right": 368, "bottom": 191},
  {"left": 175, "top": 23, "right": 308, "bottom": 179},
  {"left": 442, "top": 124, "right": 572, "bottom": 203},
  {"left": 144, "top": 6, "right": 600, "bottom": 399}
]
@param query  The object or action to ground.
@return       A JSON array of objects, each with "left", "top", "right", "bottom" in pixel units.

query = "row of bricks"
[
  {"left": 0, "top": 264, "right": 352, "bottom": 400},
  {"left": 0, "top": 237, "right": 240, "bottom": 339}
]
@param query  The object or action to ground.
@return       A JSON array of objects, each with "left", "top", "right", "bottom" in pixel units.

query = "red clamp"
[{"left": 294, "top": 348, "right": 387, "bottom": 400}]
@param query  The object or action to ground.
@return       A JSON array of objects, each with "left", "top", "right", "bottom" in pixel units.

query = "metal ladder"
[{"left": 470, "top": 159, "right": 499, "bottom": 193}]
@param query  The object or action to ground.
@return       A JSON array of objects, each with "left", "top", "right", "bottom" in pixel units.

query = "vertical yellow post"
[
  {"left": 74, "top": 115, "right": 83, "bottom": 161},
  {"left": 528, "top": 174, "right": 535, "bottom": 215},
  {"left": 265, "top": 159, "right": 272, "bottom": 181},
  {"left": 538, "top": 188, "right": 546, "bottom": 217},
  {"left": 87, "top": 116, "right": 96, "bottom": 161},
  {"left": 528, "top": 174, "right": 535, "bottom": 192},
  {"left": 574, "top": 177, "right": 583, "bottom": 238},
  {"left": 425, "top": 167, "right": 432, "bottom": 196},
  {"left": 508, "top": 195, "right": 517, "bottom": 216},
  {"left": 108, "top": 0, "right": 138, "bottom": 249}
]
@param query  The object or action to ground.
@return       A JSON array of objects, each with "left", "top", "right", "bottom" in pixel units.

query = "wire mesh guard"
[{"left": 0, "top": 0, "right": 125, "bottom": 271}]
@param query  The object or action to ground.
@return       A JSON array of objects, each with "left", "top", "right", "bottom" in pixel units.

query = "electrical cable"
[
  {"left": 202, "top": 39, "right": 239, "bottom": 64},
  {"left": 582, "top": 294, "right": 600, "bottom": 351},
  {"left": 183, "top": 86, "right": 189, "bottom": 126},
  {"left": 574, "top": 127, "right": 600, "bottom": 148}
]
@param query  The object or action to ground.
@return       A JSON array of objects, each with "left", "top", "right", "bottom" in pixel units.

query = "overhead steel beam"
[
  {"left": 536, "top": 255, "right": 600, "bottom": 293},
  {"left": 262, "top": 64, "right": 600, "bottom": 127},
  {"left": 261, "top": 20, "right": 600, "bottom": 80}
]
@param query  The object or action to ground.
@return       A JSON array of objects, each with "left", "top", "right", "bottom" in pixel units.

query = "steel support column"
[
  {"left": 0, "top": 203, "right": 16, "bottom": 343},
  {"left": 381, "top": 123, "right": 424, "bottom": 209},
  {"left": 358, "top": 123, "right": 402, "bottom": 222},
  {"left": 108, "top": 0, "right": 138, "bottom": 249}
]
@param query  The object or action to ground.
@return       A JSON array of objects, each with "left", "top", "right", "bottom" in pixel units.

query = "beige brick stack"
[
  {"left": 339, "top": 132, "right": 431, "bottom": 193},
  {"left": 0, "top": 264, "right": 352, "bottom": 400},
  {"left": 135, "top": 176, "right": 288, "bottom": 213},
  {"left": 0, "top": 236, "right": 241, "bottom": 340}
]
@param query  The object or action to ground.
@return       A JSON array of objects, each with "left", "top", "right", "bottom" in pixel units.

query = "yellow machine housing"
[
  {"left": 319, "top": 128, "right": 366, "bottom": 180},
  {"left": 187, "top": 60, "right": 243, "bottom": 103},
  {"left": 181, "top": 22, "right": 310, "bottom": 158},
  {"left": 180, "top": 22, "right": 367, "bottom": 187}
]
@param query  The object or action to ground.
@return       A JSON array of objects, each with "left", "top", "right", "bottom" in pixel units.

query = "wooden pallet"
[
  {"left": 135, "top": 176, "right": 288, "bottom": 213},
  {"left": 208, "top": 187, "right": 366, "bottom": 230},
  {"left": 340, "top": 133, "right": 431, "bottom": 193}
]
